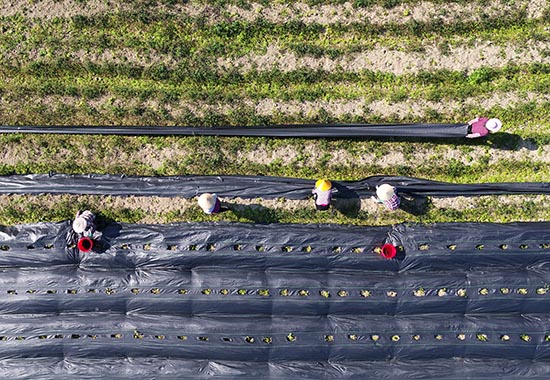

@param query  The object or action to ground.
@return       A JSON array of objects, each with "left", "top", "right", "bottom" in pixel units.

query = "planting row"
[
  {"left": 2, "top": 285, "right": 550, "bottom": 297},
  {"left": 0, "top": 331, "right": 546, "bottom": 344}
]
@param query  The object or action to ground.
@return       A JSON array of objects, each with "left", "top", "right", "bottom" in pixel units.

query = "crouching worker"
[
  {"left": 73, "top": 210, "right": 96, "bottom": 237},
  {"left": 372, "top": 184, "right": 400, "bottom": 211},
  {"left": 71, "top": 210, "right": 100, "bottom": 253},
  {"left": 466, "top": 117, "right": 502, "bottom": 138},
  {"left": 198, "top": 193, "right": 222, "bottom": 214},
  {"left": 312, "top": 179, "right": 335, "bottom": 211}
]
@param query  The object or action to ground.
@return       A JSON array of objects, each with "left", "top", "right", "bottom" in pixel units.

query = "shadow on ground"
[
  {"left": 399, "top": 195, "right": 430, "bottom": 216},
  {"left": 225, "top": 203, "right": 279, "bottom": 223},
  {"left": 333, "top": 197, "right": 361, "bottom": 218}
]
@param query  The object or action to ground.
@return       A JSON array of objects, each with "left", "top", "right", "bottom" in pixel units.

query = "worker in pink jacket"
[
  {"left": 312, "top": 179, "right": 335, "bottom": 211},
  {"left": 372, "top": 184, "right": 401, "bottom": 211},
  {"left": 466, "top": 117, "right": 502, "bottom": 138}
]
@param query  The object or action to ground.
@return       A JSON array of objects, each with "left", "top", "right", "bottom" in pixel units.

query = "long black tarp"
[
  {"left": 1, "top": 221, "right": 550, "bottom": 378},
  {"left": 0, "top": 123, "right": 469, "bottom": 137},
  {"left": 0, "top": 174, "right": 549, "bottom": 198},
  {"left": 0, "top": 220, "right": 548, "bottom": 272},
  {"left": 3, "top": 358, "right": 550, "bottom": 380}
]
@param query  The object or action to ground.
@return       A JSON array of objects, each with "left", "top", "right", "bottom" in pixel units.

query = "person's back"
[
  {"left": 73, "top": 210, "right": 96, "bottom": 237},
  {"left": 312, "top": 179, "right": 334, "bottom": 211},
  {"left": 198, "top": 193, "right": 221, "bottom": 214},
  {"left": 373, "top": 184, "right": 400, "bottom": 211},
  {"left": 466, "top": 117, "right": 502, "bottom": 138}
]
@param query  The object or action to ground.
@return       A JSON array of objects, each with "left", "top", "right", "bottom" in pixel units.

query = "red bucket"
[
  {"left": 381, "top": 244, "right": 396, "bottom": 259},
  {"left": 77, "top": 237, "right": 94, "bottom": 252}
]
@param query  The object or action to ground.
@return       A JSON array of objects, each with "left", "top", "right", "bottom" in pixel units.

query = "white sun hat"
[
  {"left": 198, "top": 193, "right": 218, "bottom": 213},
  {"left": 486, "top": 118, "right": 502, "bottom": 132},
  {"left": 72, "top": 217, "right": 88, "bottom": 234},
  {"left": 376, "top": 184, "right": 395, "bottom": 201}
]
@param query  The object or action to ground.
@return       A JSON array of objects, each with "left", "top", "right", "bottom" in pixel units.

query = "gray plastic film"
[
  {"left": 1, "top": 220, "right": 550, "bottom": 378},
  {"left": 0, "top": 174, "right": 548, "bottom": 199},
  {"left": 0, "top": 123, "right": 469, "bottom": 137}
]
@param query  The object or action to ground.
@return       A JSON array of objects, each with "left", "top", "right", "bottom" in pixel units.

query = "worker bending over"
[{"left": 372, "top": 184, "right": 401, "bottom": 211}]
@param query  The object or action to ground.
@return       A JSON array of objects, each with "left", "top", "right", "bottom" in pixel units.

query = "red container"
[
  {"left": 381, "top": 244, "right": 396, "bottom": 259},
  {"left": 77, "top": 237, "right": 94, "bottom": 252}
]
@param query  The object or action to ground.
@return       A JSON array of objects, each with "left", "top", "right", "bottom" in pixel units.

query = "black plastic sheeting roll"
[
  {"left": 0, "top": 173, "right": 549, "bottom": 199},
  {"left": 0, "top": 123, "right": 469, "bottom": 137},
  {"left": 2, "top": 267, "right": 550, "bottom": 316},
  {"left": 3, "top": 358, "right": 550, "bottom": 380},
  {"left": 1, "top": 221, "right": 550, "bottom": 378},
  {"left": 1, "top": 313, "right": 550, "bottom": 361},
  {"left": 2, "top": 221, "right": 549, "bottom": 272}
]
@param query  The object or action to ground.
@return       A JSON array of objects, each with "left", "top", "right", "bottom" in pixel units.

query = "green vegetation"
[
  {"left": 0, "top": 0, "right": 548, "bottom": 225},
  {"left": 0, "top": 194, "right": 548, "bottom": 226},
  {"left": 191, "top": 0, "right": 485, "bottom": 7},
  {"left": 3, "top": 63, "right": 550, "bottom": 105},
  {"left": 1, "top": 7, "right": 542, "bottom": 60}
]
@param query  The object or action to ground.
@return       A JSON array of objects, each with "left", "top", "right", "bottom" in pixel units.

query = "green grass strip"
[
  {"left": 66, "top": 0, "right": 493, "bottom": 10},
  {"left": 2, "top": 62, "right": 550, "bottom": 104},
  {"left": 1, "top": 9, "right": 544, "bottom": 61},
  {"left": 192, "top": 0, "right": 490, "bottom": 9},
  {"left": 0, "top": 194, "right": 548, "bottom": 226}
]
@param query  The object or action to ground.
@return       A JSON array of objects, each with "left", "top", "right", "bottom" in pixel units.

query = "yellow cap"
[{"left": 315, "top": 179, "right": 332, "bottom": 191}]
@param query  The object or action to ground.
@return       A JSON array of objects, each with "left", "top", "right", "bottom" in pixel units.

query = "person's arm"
[
  {"left": 466, "top": 132, "right": 482, "bottom": 138},
  {"left": 467, "top": 117, "right": 479, "bottom": 125}
]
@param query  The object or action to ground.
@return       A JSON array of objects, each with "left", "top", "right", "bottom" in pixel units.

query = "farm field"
[
  {"left": 2, "top": 2, "right": 550, "bottom": 378},
  {"left": 0, "top": 0, "right": 549, "bottom": 224}
]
